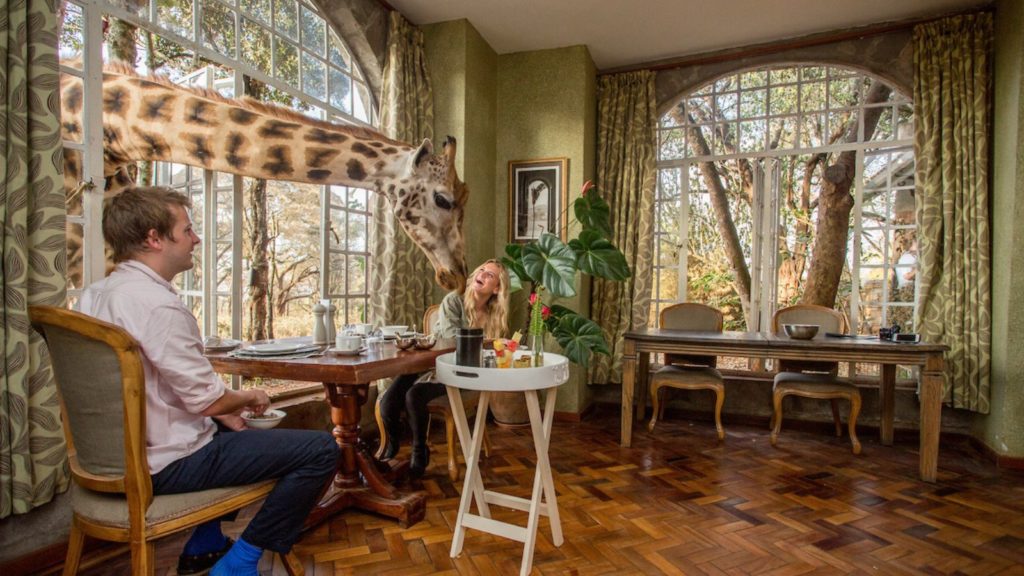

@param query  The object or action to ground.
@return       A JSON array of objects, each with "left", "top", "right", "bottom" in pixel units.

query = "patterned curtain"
[
  {"left": 589, "top": 71, "right": 657, "bottom": 385},
  {"left": 913, "top": 13, "right": 993, "bottom": 412},
  {"left": 368, "top": 11, "right": 435, "bottom": 328},
  {"left": 0, "top": 0, "right": 70, "bottom": 517}
]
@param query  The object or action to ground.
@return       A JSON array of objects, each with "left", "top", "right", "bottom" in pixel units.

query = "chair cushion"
[
  {"left": 773, "top": 372, "right": 860, "bottom": 397},
  {"left": 651, "top": 366, "right": 724, "bottom": 389},
  {"left": 70, "top": 479, "right": 275, "bottom": 529}
]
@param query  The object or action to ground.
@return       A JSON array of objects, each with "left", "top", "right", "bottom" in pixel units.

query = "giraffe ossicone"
[{"left": 61, "top": 64, "right": 468, "bottom": 291}]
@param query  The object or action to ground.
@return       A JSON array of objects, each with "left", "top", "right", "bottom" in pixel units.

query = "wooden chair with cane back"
[
  {"left": 770, "top": 304, "right": 862, "bottom": 454},
  {"left": 29, "top": 306, "right": 303, "bottom": 576},
  {"left": 647, "top": 302, "right": 727, "bottom": 440}
]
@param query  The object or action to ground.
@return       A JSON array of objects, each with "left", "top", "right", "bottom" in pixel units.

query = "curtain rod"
[{"left": 598, "top": 5, "right": 994, "bottom": 76}]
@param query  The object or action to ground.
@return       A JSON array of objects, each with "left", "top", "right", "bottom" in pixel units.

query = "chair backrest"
[
  {"left": 423, "top": 304, "right": 440, "bottom": 336},
  {"left": 772, "top": 304, "right": 847, "bottom": 374},
  {"left": 30, "top": 306, "right": 152, "bottom": 502},
  {"left": 659, "top": 302, "right": 723, "bottom": 368}
]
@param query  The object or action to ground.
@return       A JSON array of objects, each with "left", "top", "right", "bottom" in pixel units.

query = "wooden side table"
[{"left": 435, "top": 352, "right": 570, "bottom": 576}]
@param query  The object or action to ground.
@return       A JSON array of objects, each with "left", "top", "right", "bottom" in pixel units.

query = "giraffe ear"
[{"left": 412, "top": 138, "right": 433, "bottom": 169}]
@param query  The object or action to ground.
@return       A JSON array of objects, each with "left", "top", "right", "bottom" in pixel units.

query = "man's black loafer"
[{"left": 177, "top": 537, "right": 234, "bottom": 575}]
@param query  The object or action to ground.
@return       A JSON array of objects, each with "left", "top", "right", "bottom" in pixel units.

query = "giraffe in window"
[{"left": 60, "top": 63, "right": 468, "bottom": 291}]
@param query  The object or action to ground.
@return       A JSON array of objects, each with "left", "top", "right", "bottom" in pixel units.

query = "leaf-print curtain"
[
  {"left": 913, "top": 13, "right": 993, "bottom": 412},
  {"left": 589, "top": 71, "right": 657, "bottom": 384},
  {"left": 368, "top": 11, "right": 435, "bottom": 328},
  {"left": 0, "top": 0, "right": 70, "bottom": 518}
]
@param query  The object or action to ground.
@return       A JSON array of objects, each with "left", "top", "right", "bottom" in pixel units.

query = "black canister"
[{"left": 456, "top": 327, "right": 484, "bottom": 367}]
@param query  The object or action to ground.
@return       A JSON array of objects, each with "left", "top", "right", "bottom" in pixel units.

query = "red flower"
[
  {"left": 581, "top": 180, "right": 595, "bottom": 196},
  {"left": 529, "top": 292, "right": 538, "bottom": 305},
  {"left": 542, "top": 306, "right": 551, "bottom": 320}
]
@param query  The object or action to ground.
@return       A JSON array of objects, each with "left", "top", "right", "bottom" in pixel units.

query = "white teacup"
[
  {"left": 336, "top": 334, "right": 363, "bottom": 351},
  {"left": 351, "top": 323, "right": 372, "bottom": 335}
]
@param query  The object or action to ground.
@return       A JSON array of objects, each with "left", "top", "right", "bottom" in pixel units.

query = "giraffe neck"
[{"left": 96, "top": 71, "right": 416, "bottom": 195}]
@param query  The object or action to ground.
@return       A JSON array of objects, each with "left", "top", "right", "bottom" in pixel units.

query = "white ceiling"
[{"left": 387, "top": 0, "right": 990, "bottom": 70}]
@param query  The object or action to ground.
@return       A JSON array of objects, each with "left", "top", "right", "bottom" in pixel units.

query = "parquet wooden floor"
[{"left": 71, "top": 404, "right": 1024, "bottom": 575}]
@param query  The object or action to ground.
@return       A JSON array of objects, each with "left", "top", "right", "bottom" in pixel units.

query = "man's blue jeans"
[{"left": 151, "top": 428, "right": 339, "bottom": 552}]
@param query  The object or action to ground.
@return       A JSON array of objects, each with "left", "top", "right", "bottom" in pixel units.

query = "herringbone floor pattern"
[{"left": 75, "top": 405, "right": 1024, "bottom": 575}]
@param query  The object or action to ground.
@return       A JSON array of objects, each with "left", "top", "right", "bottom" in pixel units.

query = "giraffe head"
[{"left": 385, "top": 136, "right": 468, "bottom": 291}]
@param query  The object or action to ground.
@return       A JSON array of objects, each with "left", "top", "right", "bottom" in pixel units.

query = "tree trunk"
[
  {"left": 246, "top": 177, "right": 270, "bottom": 341},
  {"left": 801, "top": 82, "right": 892, "bottom": 306},
  {"left": 687, "top": 114, "right": 752, "bottom": 318}
]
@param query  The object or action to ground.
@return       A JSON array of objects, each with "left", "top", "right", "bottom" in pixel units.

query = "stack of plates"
[
  {"left": 204, "top": 338, "right": 241, "bottom": 353},
  {"left": 234, "top": 342, "right": 322, "bottom": 357}
]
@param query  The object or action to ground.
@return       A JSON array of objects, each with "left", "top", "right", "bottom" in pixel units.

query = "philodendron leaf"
[
  {"left": 551, "top": 313, "right": 611, "bottom": 368},
  {"left": 502, "top": 244, "right": 529, "bottom": 292},
  {"left": 543, "top": 304, "right": 575, "bottom": 333},
  {"left": 522, "top": 233, "right": 577, "bottom": 298},
  {"left": 569, "top": 229, "right": 631, "bottom": 281},
  {"left": 574, "top": 191, "right": 613, "bottom": 238}
]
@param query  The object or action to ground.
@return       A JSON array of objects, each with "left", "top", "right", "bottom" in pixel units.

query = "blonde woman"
[{"left": 379, "top": 259, "right": 511, "bottom": 479}]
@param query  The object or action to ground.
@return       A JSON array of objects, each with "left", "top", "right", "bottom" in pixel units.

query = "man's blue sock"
[
  {"left": 182, "top": 520, "right": 228, "bottom": 556},
  {"left": 210, "top": 538, "right": 263, "bottom": 576}
]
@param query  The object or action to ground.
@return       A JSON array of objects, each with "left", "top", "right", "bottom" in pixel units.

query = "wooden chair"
[
  {"left": 375, "top": 305, "right": 488, "bottom": 481},
  {"left": 770, "top": 304, "right": 861, "bottom": 454},
  {"left": 29, "top": 306, "right": 303, "bottom": 576},
  {"left": 647, "top": 303, "right": 726, "bottom": 440}
]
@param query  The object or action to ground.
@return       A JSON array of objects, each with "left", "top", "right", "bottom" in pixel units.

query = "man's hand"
[
  {"left": 201, "top": 387, "right": 272, "bottom": 418},
  {"left": 245, "top": 389, "right": 271, "bottom": 416}
]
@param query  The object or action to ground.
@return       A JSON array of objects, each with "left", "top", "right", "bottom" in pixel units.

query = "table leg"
[
  {"left": 307, "top": 382, "right": 426, "bottom": 529},
  {"left": 449, "top": 387, "right": 491, "bottom": 558},
  {"left": 635, "top": 348, "right": 651, "bottom": 423},
  {"left": 880, "top": 364, "right": 896, "bottom": 445},
  {"left": 919, "top": 353, "right": 945, "bottom": 482},
  {"left": 621, "top": 338, "right": 637, "bottom": 447}
]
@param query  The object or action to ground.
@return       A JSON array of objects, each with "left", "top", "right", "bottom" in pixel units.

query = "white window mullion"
[
  {"left": 82, "top": 0, "right": 107, "bottom": 288},
  {"left": 678, "top": 166, "right": 688, "bottom": 303}
]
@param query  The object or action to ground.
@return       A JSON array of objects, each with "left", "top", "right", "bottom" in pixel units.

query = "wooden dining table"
[
  {"left": 620, "top": 329, "right": 948, "bottom": 482},
  {"left": 207, "top": 337, "right": 453, "bottom": 528}
]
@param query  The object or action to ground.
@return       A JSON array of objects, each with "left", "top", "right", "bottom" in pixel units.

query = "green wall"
[
  {"left": 979, "top": 0, "right": 1024, "bottom": 456},
  {"left": 495, "top": 46, "right": 597, "bottom": 413},
  {"left": 422, "top": 20, "right": 497, "bottom": 291}
]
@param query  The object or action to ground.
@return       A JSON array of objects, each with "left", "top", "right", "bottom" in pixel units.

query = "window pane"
[
  {"left": 242, "top": 0, "right": 271, "bottom": 24},
  {"left": 301, "top": 52, "right": 326, "bottom": 100},
  {"left": 348, "top": 188, "right": 368, "bottom": 212},
  {"left": 300, "top": 4, "right": 325, "bottom": 56},
  {"left": 659, "top": 128, "right": 685, "bottom": 160},
  {"left": 274, "top": 0, "right": 298, "bottom": 40},
  {"left": 202, "top": 0, "right": 236, "bottom": 58},
  {"left": 329, "top": 32, "right": 352, "bottom": 70},
  {"left": 348, "top": 255, "right": 367, "bottom": 294},
  {"left": 274, "top": 38, "right": 299, "bottom": 88},
  {"left": 60, "top": 2, "right": 84, "bottom": 63},
  {"left": 158, "top": 0, "right": 194, "bottom": 39},
  {"left": 241, "top": 18, "right": 271, "bottom": 74},
  {"left": 354, "top": 82, "right": 371, "bottom": 123},
  {"left": 328, "top": 67, "right": 352, "bottom": 114}
]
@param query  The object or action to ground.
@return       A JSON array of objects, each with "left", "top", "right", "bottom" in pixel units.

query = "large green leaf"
[
  {"left": 522, "top": 234, "right": 577, "bottom": 298},
  {"left": 569, "top": 229, "right": 631, "bottom": 281},
  {"left": 551, "top": 312, "right": 611, "bottom": 367},
  {"left": 501, "top": 243, "right": 530, "bottom": 292},
  {"left": 543, "top": 304, "right": 575, "bottom": 333},
  {"left": 573, "top": 192, "right": 613, "bottom": 238}
]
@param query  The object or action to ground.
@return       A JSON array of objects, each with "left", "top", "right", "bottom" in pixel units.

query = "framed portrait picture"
[{"left": 508, "top": 158, "right": 568, "bottom": 242}]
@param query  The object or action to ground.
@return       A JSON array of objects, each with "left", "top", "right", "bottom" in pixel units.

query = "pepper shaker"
[
  {"left": 323, "top": 300, "right": 336, "bottom": 345},
  {"left": 312, "top": 302, "right": 327, "bottom": 344}
]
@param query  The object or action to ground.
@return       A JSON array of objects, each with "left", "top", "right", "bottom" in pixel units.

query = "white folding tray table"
[{"left": 435, "top": 351, "right": 570, "bottom": 576}]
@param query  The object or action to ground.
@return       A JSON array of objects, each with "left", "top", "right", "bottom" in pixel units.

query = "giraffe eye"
[{"left": 433, "top": 191, "right": 453, "bottom": 211}]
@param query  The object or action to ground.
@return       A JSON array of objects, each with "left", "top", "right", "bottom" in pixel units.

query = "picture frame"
[{"left": 508, "top": 158, "right": 569, "bottom": 242}]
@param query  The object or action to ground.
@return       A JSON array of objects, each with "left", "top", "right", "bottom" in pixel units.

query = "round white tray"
[{"left": 435, "top": 352, "right": 570, "bottom": 391}]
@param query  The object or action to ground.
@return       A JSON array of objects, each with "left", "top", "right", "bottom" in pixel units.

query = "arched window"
[
  {"left": 654, "top": 65, "right": 916, "bottom": 348},
  {"left": 59, "top": 0, "right": 376, "bottom": 344}
]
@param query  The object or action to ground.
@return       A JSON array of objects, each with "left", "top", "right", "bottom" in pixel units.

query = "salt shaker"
[
  {"left": 312, "top": 302, "right": 327, "bottom": 345},
  {"left": 323, "top": 300, "right": 336, "bottom": 345}
]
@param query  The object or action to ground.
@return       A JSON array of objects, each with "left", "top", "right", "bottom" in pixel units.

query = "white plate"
[
  {"left": 244, "top": 342, "right": 308, "bottom": 355},
  {"left": 328, "top": 346, "right": 367, "bottom": 356},
  {"left": 204, "top": 339, "right": 241, "bottom": 352}
]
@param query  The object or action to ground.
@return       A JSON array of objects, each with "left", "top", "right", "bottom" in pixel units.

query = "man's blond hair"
[{"left": 103, "top": 186, "right": 192, "bottom": 262}]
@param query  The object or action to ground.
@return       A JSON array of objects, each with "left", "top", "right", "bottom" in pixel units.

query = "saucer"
[{"left": 329, "top": 346, "right": 367, "bottom": 356}]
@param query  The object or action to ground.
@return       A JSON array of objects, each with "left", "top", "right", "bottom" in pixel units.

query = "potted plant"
[{"left": 491, "top": 181, "right": 631, "bottom": 424}]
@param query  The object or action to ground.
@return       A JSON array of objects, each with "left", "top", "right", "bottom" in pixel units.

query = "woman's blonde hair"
[{"left": 463, "top": 259, "right": 510, "bottom": 339}]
